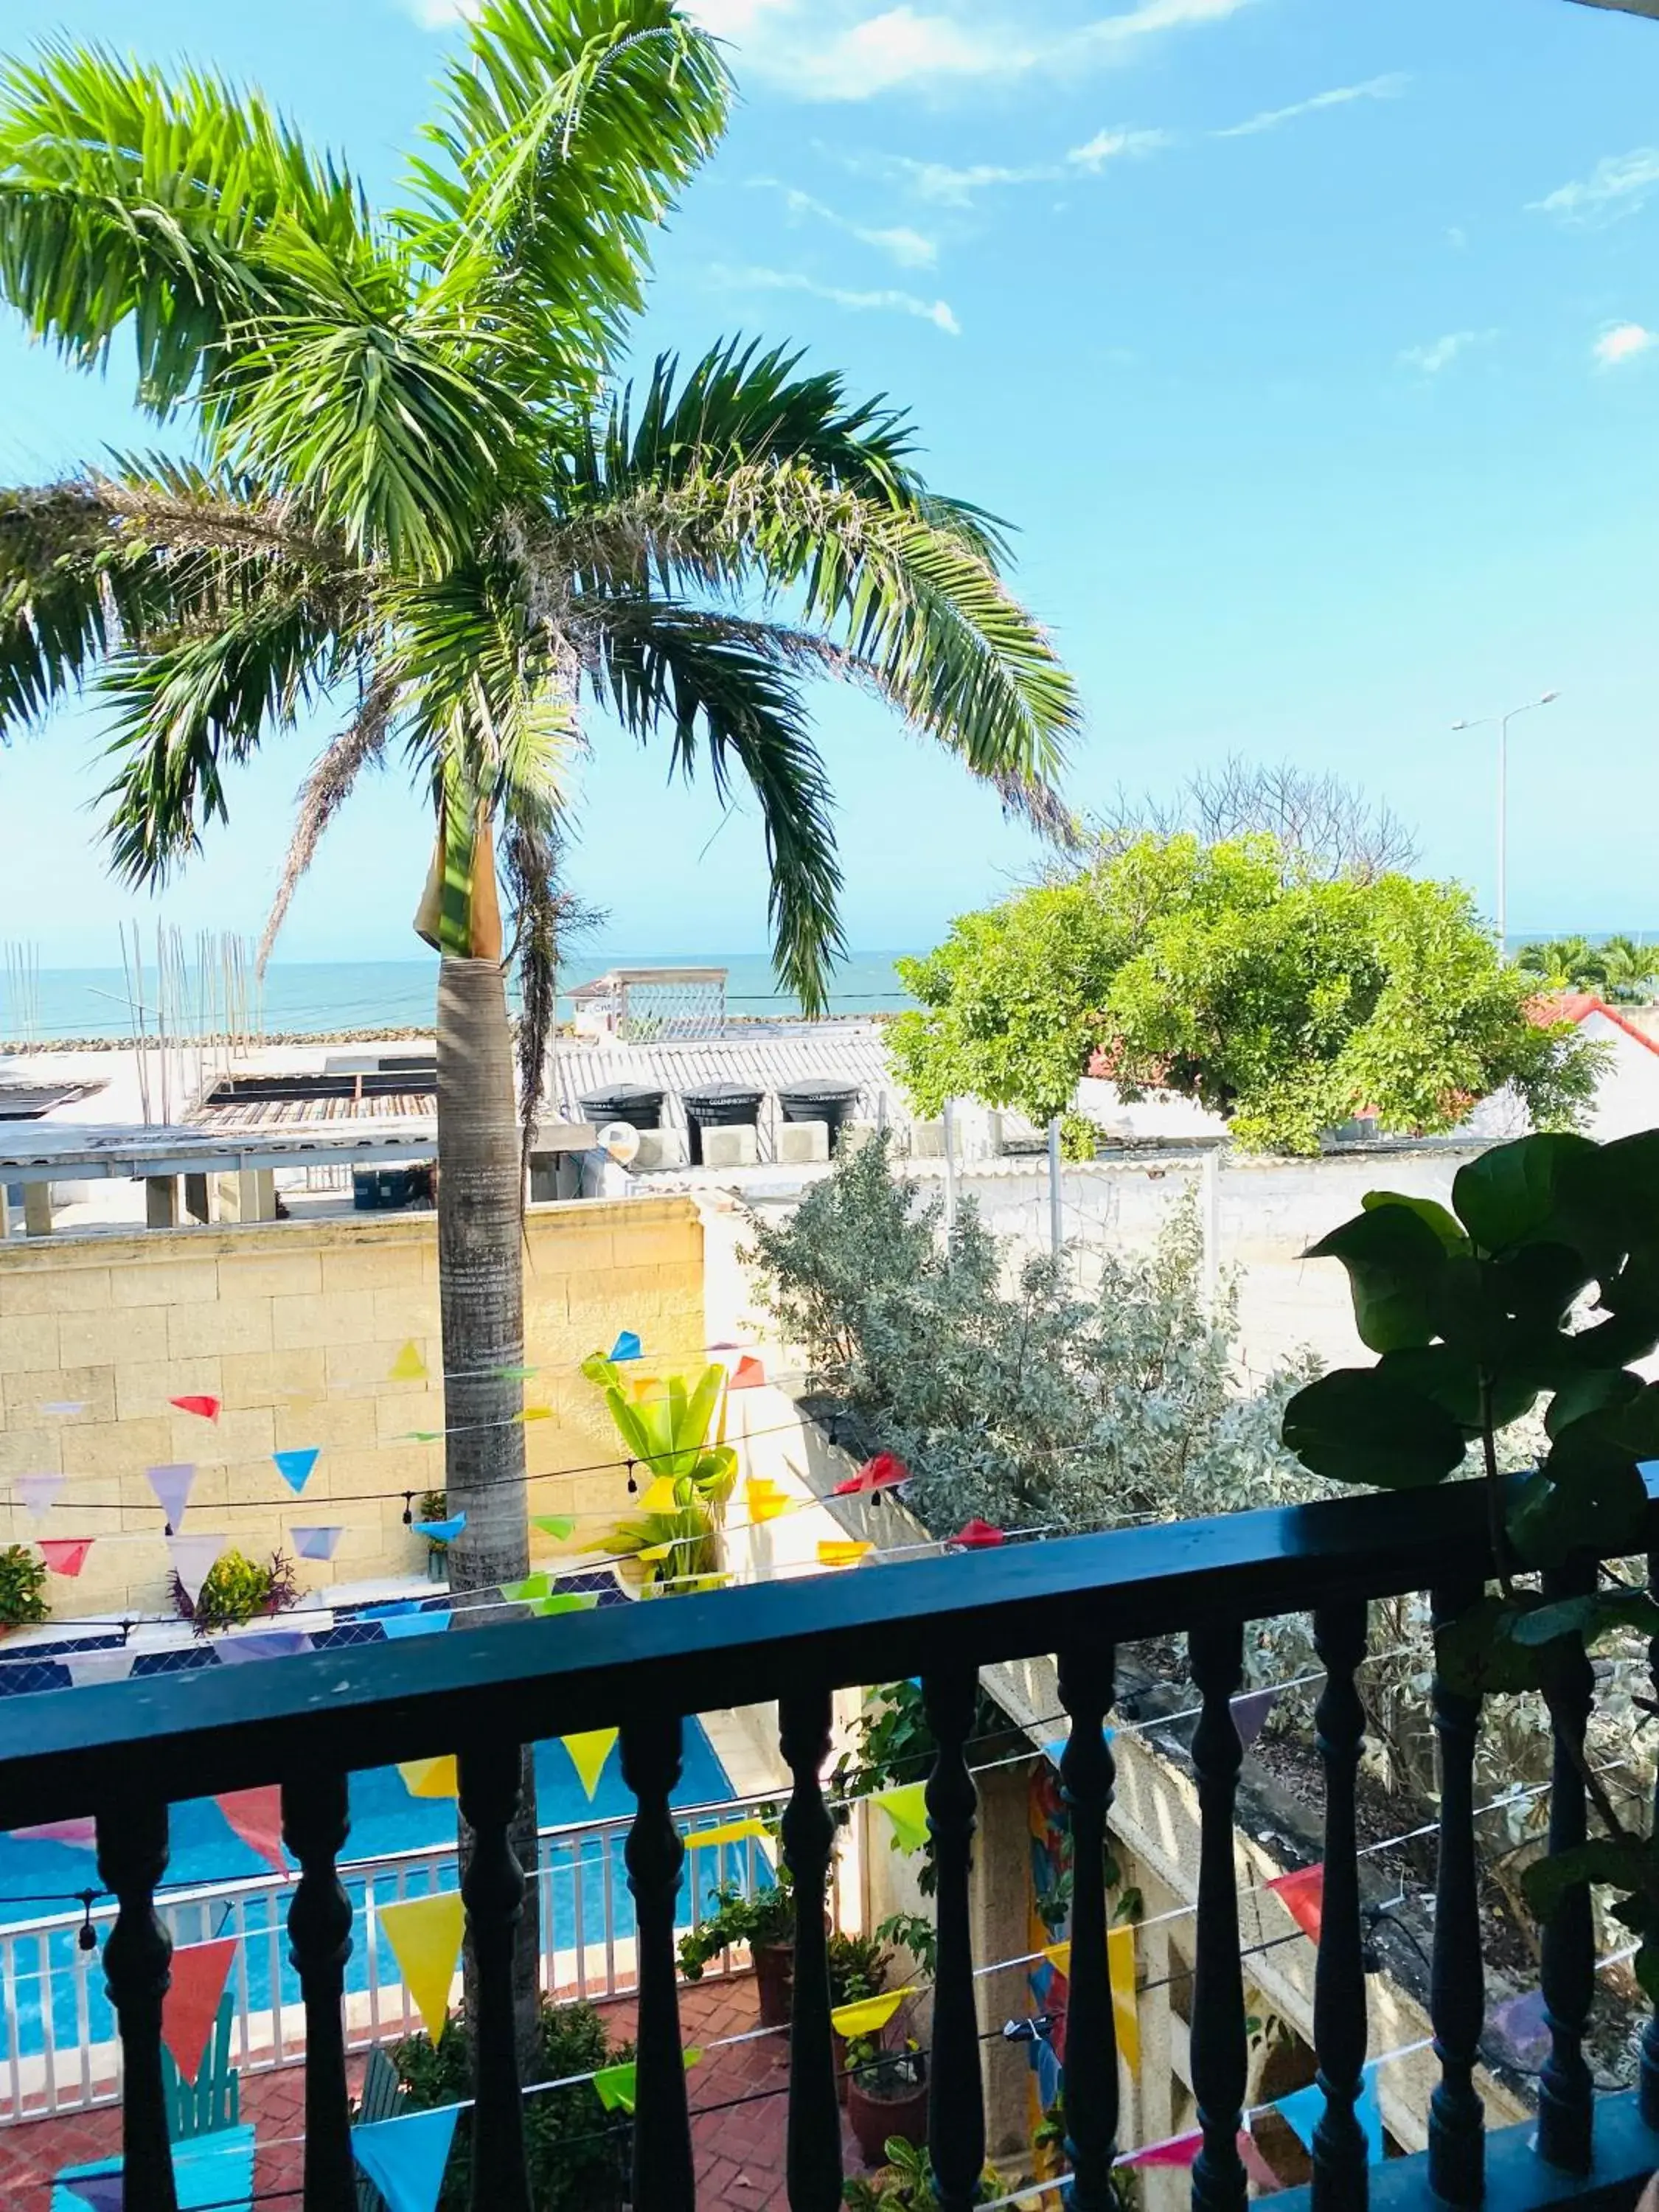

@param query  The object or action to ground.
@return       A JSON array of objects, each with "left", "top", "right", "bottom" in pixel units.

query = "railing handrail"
[{"left": 7, "top": 1470, "right": 1652, "bottom": 1825}]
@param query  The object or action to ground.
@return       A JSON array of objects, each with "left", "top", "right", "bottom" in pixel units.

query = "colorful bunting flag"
[
  {"left": 161, "top": 1938, "right": 237, "bottom": 2084},
  {"left": 493, "top": 1365, "right": 538, "bottom": 1381},
  {"left": 1235, "top": 2125, "right": 1285, "bottom": 2193},
  {"left": 562, "top": 1728, "right": 618, "bottom": 1802},
  {"left": 216, "top": 1788, "right": 286, "bottom": 1876},
  {"left": 168, "top": 1534, "right": 229, "bottom": 1604},
  {"left": 351, "top": 2105, "right": 459, "bottom": 2212},
  {"left": 686, "top": 1818, "right": 771, "bottom": 1851},
  {"left": 170, "top": 1395, "right": 220, "bottom": 1423},
  {"left": 389, "top": 1343, "right": 428, "bottom": 1384},
  {"left": 11, "top": 1817, "right": 97, "bottom": 1847},
  {"left": 504, "top": 1573, "right": 550, "bottom": 1604},
  {"left": 1230, "top": 1686, "right": 1277, "bottom": 1749},
  {"left": 146, "top": 1463, "right": 195, "bottom": 1529},
  {"left": 411, "top": 1514, "right": 465, "bottom": 1541},
  {"left": 832, "top": 1453, "right": 909, "bottom": 1498},
  {"left": 534, "top": 1593, "right": 600, "bottom": 1618},
  {"left": 14, "top": 1472, "right": 64, "bottom": 1514},
  {"left": 397, "top": 1758, "right": 459, "bottom": 1801},
  {"left": 61, "top": 2175, "right": 123, "bottom": 2212},
  {"left": 592, "top": 2048, "right": 700, "bottom": 2115},
  {"left": 293, "top": 1526, "right": 343, "bottom": 1562},
  {"left": 40, "top": 1402, "right": 87, "bottom": 1418},
  {"left": 380, "top": 1611, "right": 451, "bottom": 1641},
  {"left": 1489, "top": 1988, "right": 1551, "bottom": 2064},
  {"left": 609, "top": 1332, "right": 643, "bottom": 1363},
  {"left": 64, "top": 1649, "right": 136, "bottom": 1690},
  {"left": 515, "top": 1408, "right": 553, "bottom": 1425},
  {"left": 217, "top": 1632, "right": 312, "bottom": 1663},
  {"left": 728, "top": 1355, "right": 765, "bottom": 1390},
  {"left": 38, "top": 1538, "right": 93, "bottom": 1577},
  {"left": 532, "top": 1515, "right": 576, "bottom": 1542},
  {"left": 953, "top": 1519, "right": 1005, "bottom": 1548},
  {"left": 1267, "top": 1865, "right": 1325, "bottom": 1944},
  {"left": 272, "top": 1447, "right": 320, "bottom": 1495},
  {"left": 818, "top": 1539, "right": 874, "bottom": 1568},
  {"left": 1120, "top": 2129, "right": 1201, "bottom": 2171},
  {"left": 1276, "top": 2072, "right": 1384, "bottom": 2163},
  {"left": 830, "top": 1989, "right": 912, "bottom": 2039},
  {"left": 876, "top": 1784, "right": 930, "bottom": 1854},
  {"left": 1041, "top": 1929, "right": 1139, "bottom": 2074},
  {"left": 380, "top": 1892, "right": 465, "bottom": 2042},
  {"left": 745, "top": 1478, "right": 791, "bottom": 1523}
]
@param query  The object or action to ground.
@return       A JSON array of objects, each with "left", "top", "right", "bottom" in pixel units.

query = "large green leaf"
[
  {"left": 1451, "top": 1133, "right": 1598, "bottom": 1254},
  {"left": 1281, "top": 1366, "right": 1467, "bottom": 1489},
  {"left": 1509, "top": 1588, "right": 1659, "bottom": 1647},
  {"left": 1376, "top": 1345, "right": 1536, "bottom": 1434},
  {"left": 1436, "top": 1596, "right": 1557, "bottom": 1697},
  {"left": 1523, "top": 1837, "right": 1655, "bottom": 1924},
  {"left": 1544, "top": 1367, "right": 1646, "bottom": 1439},
  {"left": 1360, "top": 1189, "right": 1468, "bottom": 1253},
  {"left": 1508, "top": 1453, "right": 1648, "bottom": 1566},
  {"left": 1306, "top": 1203, "right": 1448, "bottom": 1353}
]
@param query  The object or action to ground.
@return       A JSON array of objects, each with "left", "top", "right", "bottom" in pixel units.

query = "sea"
[{"left": 3, "top": 950, "right": 922, "bottom": 1043}]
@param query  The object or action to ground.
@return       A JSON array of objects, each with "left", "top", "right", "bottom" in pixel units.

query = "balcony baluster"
[
  {"left": 1428, "top": 1578, "right": 1486, "bottom": 2207},
  {"left": 1310, "top": 1600, "right": 1370, "bottom": 2211},
  {"left": 622, "top": 1711, "right": 696, "bottom": 2210},
  {"left": 1537, "top": 1557, "right": 1596, "bottom": 2176},
  {"left": 781, "top": 1686, "right": 842, "bottom": 2211},
  {"left": 923, "top": 1666, "right": 985, "bottom": 2212},
  {"left": 97, "top": 1798, "right": 178, "bottom": 2212},
  {"left": 458, "top": 1736, "right": 532, "bottom": 2212},
  {"left": 1189, "top": 1618, "right": 1248, "bottom": 2212},
  {"left": 1644, "top": 1546, "right": 1659, "bottom": 2129},
  {"left": 1057, "top": 1641, "right": 1120, "bottom": 2210},
  {"left": 281, "top": 1770, "right": 356, "bottom": 2212}
]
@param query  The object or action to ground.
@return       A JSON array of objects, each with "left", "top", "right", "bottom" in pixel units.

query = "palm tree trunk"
[{"left": 435, "top": 953, "right": 542, "bottom": 2074}]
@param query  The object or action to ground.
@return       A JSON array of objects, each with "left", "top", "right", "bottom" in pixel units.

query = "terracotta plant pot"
[
  {"left": 846, "top": 2074, "right": 929, "bottom": 2166},
  {"left": 753, "top": 1938, "right": 796, "bottom": 2029},
  {"left": 832, "top": 2028, "right": 849, "bottom": 2105}
]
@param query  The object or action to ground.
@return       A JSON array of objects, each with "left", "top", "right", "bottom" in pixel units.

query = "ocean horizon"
[{"left": 1, "top": 950, "right": 923, "bottom": 1043}]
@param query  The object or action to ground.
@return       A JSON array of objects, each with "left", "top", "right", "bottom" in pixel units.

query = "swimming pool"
[{"left": 0, "top": 1720, "right": 763, "bottom": 2067}]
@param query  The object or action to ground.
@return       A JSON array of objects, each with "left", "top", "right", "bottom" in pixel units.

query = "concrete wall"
[{"left": 0, "top": 1195, "right": 705, "bottom": 1617}]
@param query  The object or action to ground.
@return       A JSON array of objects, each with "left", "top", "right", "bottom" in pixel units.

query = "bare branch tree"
[{"left": 1090, "top": 757, "right": 1420, "bottom": 882}]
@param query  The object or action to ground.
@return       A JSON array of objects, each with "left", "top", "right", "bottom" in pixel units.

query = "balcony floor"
[{"left": 0, "top": 1976, "right": 858, "bottom": 2211}]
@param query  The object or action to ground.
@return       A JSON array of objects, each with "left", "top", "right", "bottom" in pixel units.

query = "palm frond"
[{"left": 260, "top": 672, "right": 399, "bottom": 971}]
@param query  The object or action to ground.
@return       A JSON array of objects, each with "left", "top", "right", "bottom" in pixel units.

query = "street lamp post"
[{"left": 1450, "top": 692, "right": 1561, "bottom": 948}]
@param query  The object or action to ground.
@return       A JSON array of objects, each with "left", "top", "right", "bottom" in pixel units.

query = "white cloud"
[
  {"left": 1217, "top": 72, "right": 1408, "bottom": 139},
  {"left": 1594, "top": 321, "right": 1657, "bottom": 366},
  {"left": 860, "top": 125, "right": 1164, "bottom": 205},
  {"left": 1068, "top": 125, "right": 1171, "bottom": 170},
  {"left": 1400, "top": 329, "right": 1497, "bottom": 375},
  {"left": 1534, "top": 147, "right": 1659, "bottom": 222},
  {"left": 757, "top": 182, "right": 940, "bottom": 266},
  {"left": 709, "top": 262, "right": 961, "bottom": 332}
]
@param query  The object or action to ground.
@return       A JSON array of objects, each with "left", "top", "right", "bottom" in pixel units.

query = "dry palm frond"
[{"left": 259, "top": 674, "right": 398, "bottom": 970}]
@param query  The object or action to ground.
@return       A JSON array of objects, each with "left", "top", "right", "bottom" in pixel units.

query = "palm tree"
[
  {"left": 1517, "top": 936, "right": 1607, "bottom": 992},
  {"left": 0, "top": 0, "right": 1077, "bottom": 2042},
  {"left": 1596, "top": 934, "right": 1658, "bottom": 1004}
]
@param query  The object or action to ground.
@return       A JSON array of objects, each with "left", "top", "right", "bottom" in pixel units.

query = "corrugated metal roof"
[{"left": 547, "top": 1023, "right": 900, "bottom": 1130}]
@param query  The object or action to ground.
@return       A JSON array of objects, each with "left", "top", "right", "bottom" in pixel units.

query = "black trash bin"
[
  {"left": 577, "top": 1083, "right": 667, "bottom": 1133},
  {"left": 681, "top": 1082, "right": 765, "bottom": 1166},
  {"left": 776, "top": 1079, "right": 862, "bottom": 1153}
]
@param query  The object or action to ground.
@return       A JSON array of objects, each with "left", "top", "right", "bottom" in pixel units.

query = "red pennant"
[
  {"left": 170, "top": 1395, "right": 221, "bottom": 1422},
  {"left": 953, "top": 1519, "right": 1005, "bottom": 1548},
  {"left": 1122, "top": 2129, "right": 1202, "bottom": 2171},
  {"left": 161, "top": 1938, "right": 237, "bottom": 2084},
  {"left": 38, "top": 1539, "right": 93, "bottom": 1577},
  {"left": 1267, "top": 1865, "right": 1324, "bottom": 1944},
  {"left": 216, "top": 1787, "right": 285, "bottom": 1876},
  {"left": 832, "top": 1453, "right": 909, "bottom": 1497},
  {"left": 728, "top": 1356, "right": 765, "bottom": 1391},
  {"left": 1237, "top": 2124, "right": 1285, "bottom": 2192}
]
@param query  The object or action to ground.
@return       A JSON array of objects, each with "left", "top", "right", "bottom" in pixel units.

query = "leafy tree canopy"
[
  {"left": 1518, "top": 933, "right": 1658, "bottom": 1004},
  {"left": 890, "top": 834, "right": 1605, "bottom": 1155}
]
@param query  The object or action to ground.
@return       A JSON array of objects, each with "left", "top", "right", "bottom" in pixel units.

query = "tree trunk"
[{"left": 436, "top": 953, "right": 541, "bottom": 2076}]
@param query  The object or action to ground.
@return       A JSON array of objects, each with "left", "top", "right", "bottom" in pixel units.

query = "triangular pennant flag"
[
  {"left": 609, "top": 1331, "right": 643, "bottom": 1363},
  {"left": 64, "top": 1649, "right": 136, "bottom": 1690},
  {"left": 63, "top": 2177, "right": 123, "bottom": 2212},
  {"left": 1267, "top": 1865, "right": 1325, "bottom": 1944},
  {"left": 217, "top": 1632, "right": 312, "bottom": 1663},
  {"left": 1489, "top": 1988, "right": 1551, "bottom": 2064},
  {"left": 161, "top": 1938, "right": 237, "bottom": 2084},
  {"left": 292, "top": 1526, "right": 343, "bottom": 1561},
  {"left": 146, "top": 1463, "right": 196, "bottom": 1530},
  {"left": 533, "top": 1592, "right": 600, "bottom": 1618},
  {"left": 41, "top": 1402, "right": 87, "bottom": 1418},
  {"left": 953, "top": 1518, "right": 1005, "bottom": 1548},
  {"left": 411, "top": 1514, "right": 465, "bottom": 1541},
  {"left": 686, "top": 1818, "right": 771, "bottom": 1851},
  {"left": 1231, "top": 1686, "right": 1276, "bottom": 1750},
  {"left": 168, "top": 1534, "right": 228, "bottom": 1604},
  {"left": 830, "top": 1989, "right": 911, "bottom": 2039},
  {"left": 272, "top": 1448, "right": 321, "bottom": 1495},
  {"left": 1043, "top": 1942, "right": 1071, "bottom": 1976},
  {"left": 745, "top": 1478, "right": 791, "bottom": 1523},
  {"left": 216, "top": 1788, "right": 287, "bottom": 1876},
  {"left": 504, "top": 1573, "right": 550, "bottom": 1604},
  {"left": 170, "top": 1395, "right": 220, "bottom": 1422},
  {"left": 1109, "top": 1922, "right": 1140, "bottom": 2075},
  {"left": 728, "top": 1355, "right": 765, "bottom": 1390},
  {"left": 562, "top": 1728, "right": 618, "bottom": 1801},
  {"left": 389, "top": 1342, "right": 428, "bottom": 1384},
  {"left": 401, "top": 1430, "right": 447, "bottom": 1444},
  {"left": 592, "top": 2046, "right": 700, "bottom": 2115},
  {"left": 532, "top": 1515, "right": 576, "bottom": 1542},
  {"left": 818, "top": 1539, "right": 874, "bottom": 1568},
  {"left": 877, "top": 1784, "right": 930, "bottom": 1854},
  {"left": 38, "top": 1538, "right": 93, "bottom": 1577},
  {"left": 397, "top": 1758, "right": 459, "bottom": 1801},
  {"left": 1276, "top": 2073, "right": 1384, "bottom": 2163},
  {"left": 352, "top": 2105, "right": 459, "bottom": 2212},
  {"left": 1120, "top": 2129, "right": 1201, "bottom": 2171},
  {"left": 380, "top": 1611, "right": 451, "bottom": 1640},
  {"left": 493, "top": 1364, "right": 538, "bottom": 1381},
  {"left": 832, "top": 1453, "right": 909, "bottom": 1498},
  {"left": 515, "top": 1408, "right": 553, "bottom": 1425},
  {"left": 14, "top": 1472, "right": 64, "bottom": 1514},
  {"left": 1237, "top": 2124, "right": 1284, "bottom": 2192},
  {"left": 11, "top": 1817, "right": 97, "bottom": 1847},
  {"left": 380, "top": 1892, "right": 465, "bottom": 2042}
]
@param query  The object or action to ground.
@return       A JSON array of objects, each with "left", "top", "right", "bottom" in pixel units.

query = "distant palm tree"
[
  {"left": 1517, "top": 937, "right": 1607, "bottom": 991},
  {"left": 1596, "top": 934, "right": 1659, "bottom": 1003}
]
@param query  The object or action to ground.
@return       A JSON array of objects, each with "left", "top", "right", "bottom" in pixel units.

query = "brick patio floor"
[{"left": 0, "top": 1975, "right": 865, "bottom": 2211}]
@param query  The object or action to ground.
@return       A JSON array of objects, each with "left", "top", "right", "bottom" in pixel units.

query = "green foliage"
[
  {"left": 744, "top": 1131, "right": 1318, "bottom": 1537},
  {"left": 1519, "top": 934, "right": 1658, "bottom": 1004},
  {"left": 890, "top": 835, "right": 1604, "bottom": 1154},
  {"left": 676, "top": 1876, "right": 795, "bottom": 1980},
  {"left": 582, "top": 1354, "right": 737, "bottom": 1593},
  {"left": 0, "top": 1543, "right": 49, "bottom": 1626},
  {"left": 174, "top": 1546, "right": 299, "bottom": 1634},
  {"left": 420, "top": 1489, "right": 450, "bottom": 1546},
  {"left": 393, "top": 1997, "right": 631, "bottom": 2211},
  {"left": 828, "top": 1930, "right": 892, "bottom": 2008}
]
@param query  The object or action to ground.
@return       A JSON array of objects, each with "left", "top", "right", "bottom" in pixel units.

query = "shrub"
[
  {"left": 0, "top": 1544, "right": 49, "bottom": 1627},
  {"left": 173, "top": 1547, "right": 299, "bottom": 1635}
]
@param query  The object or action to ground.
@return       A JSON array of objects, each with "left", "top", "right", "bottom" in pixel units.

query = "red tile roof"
[{"left": 1527, "top": 993, "right": 1659, "bottom": 1058}]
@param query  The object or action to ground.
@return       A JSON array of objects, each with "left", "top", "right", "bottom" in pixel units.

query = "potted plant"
[
  {"left": 0, "top": 1544, "right": 49, "bottom": 1632},
  {"left": 846, "top": 2034, "right": 928, "bottom": 2166},
  {"left": 172, "top": 1547, "right": 299, "bottom": 1636},
  {"left": 582, "top": 1354, "right": 737, "bottom": 1596},
  {"left": 678, "top": 1877, "right": 799, "bottom": 2028},
  {"left": 828, "top": 1930, "right": 891, "bottom": 2104},
  {"left": 419, "top": 1489, "right": 451, "bottom": 1582}
]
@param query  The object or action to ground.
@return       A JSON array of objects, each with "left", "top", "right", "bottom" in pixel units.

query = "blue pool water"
[{"left": 0, "top": 1722, "right": 759, "bottom": 2062}]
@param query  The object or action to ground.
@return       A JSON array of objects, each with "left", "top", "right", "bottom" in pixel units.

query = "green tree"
[
  {"left": 1596, "top": 933, "right": 1658, "bottom": 1004},
  {"left": 1517, "top": 936, "right": 1607, "bottom": 991},
  {"left": 891, "top": 835, "right": 1603, "bottom": 1155}
]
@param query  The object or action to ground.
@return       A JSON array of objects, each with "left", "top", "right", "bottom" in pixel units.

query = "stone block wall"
[{"left": 0, "top": 1195, "right": 705, "bottom": 1618}]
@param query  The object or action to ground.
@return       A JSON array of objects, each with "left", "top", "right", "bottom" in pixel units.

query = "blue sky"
[{"left": 4, "top": 0, "right": 1659, "bottom": 967}]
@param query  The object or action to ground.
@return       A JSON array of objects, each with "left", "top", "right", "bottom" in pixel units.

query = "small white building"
[{"left": 1465, "top": 994, "right": 1659, "bottom": 1144}]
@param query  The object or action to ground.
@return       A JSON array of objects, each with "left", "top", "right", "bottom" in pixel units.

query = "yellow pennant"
[
  {"left": 563, "top": 1728, "right": 619, "bottom": 1801},
  {"left": 1042, "top": 1932, "right": 1139, "bottom": 2075},
  {"left": 745, "top": 1480, "right": 791, "bottom": 1524},
  {"left": 830, "top": 1988, "right": 913, "bottom": 2039},
  {"left": 818, "top": 1539, "right": 873, "bottom": 1569},
  {"left": 877, "top": 1784, "right": 930, "bottom": 1854},
  {"left": 397, "top": 1756, "right": 459, "bottom": 1801},
  {"left": 517, "top": 1406, "right": 554, "bottom": 1424},
  {"left": 685, "top": 1818, "right": 771, "bottom": 1850},
  {"left": 380, "top": 1891, "right": 465, "bottom": 2042},
  {"left": 639, "top": 1475, "right": 682, "bottom": 1514},
  {"left": 389, "top": 1341, "right": 428, "bottom": 1384}
]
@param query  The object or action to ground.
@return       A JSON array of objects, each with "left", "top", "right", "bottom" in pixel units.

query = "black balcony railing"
[{"left": 4, "top": 1474, "right": 1659, "bottom": 2212}]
